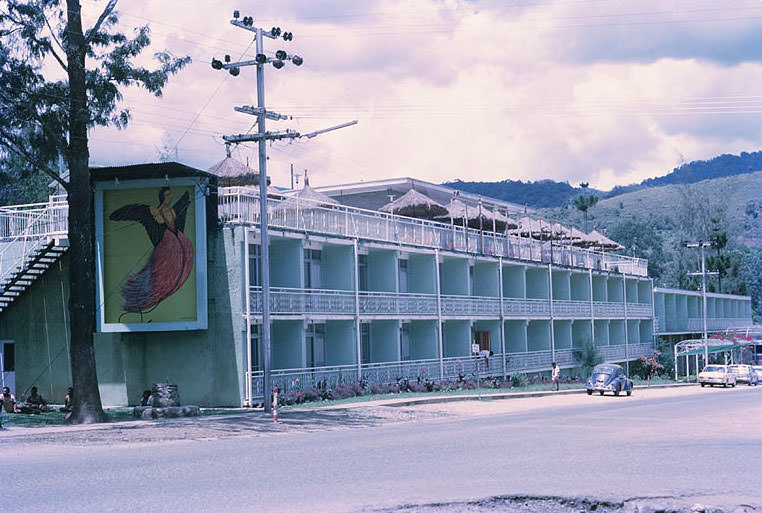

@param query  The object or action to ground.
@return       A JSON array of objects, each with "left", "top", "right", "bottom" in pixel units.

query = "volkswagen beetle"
[{"left": 586, "top": 363, "right": 633, "bottom": 396}]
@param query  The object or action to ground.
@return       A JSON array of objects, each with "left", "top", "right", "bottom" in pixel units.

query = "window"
[
  {"left": 361, "top": 323, "right": 370, "bottom": 364},
  {"left": 400, "top": 324, "right": 410, "bottom": 361},
  {"left": 304, "top": 249, "right": 322, "bottom": 289},
  {"left": 398, "top": 259, "right": 408, "bottom": 293},
  {"left": 250, "top": 325, "right": 260, "bottom": 372},
  {"left": 358, "top": 254, "right": 368, "bottom": 291},
  {"left": 306, "top": 323, "right": 326, "bottom": 368},
  {"left": 248, "top": 245, "right": 261, "bottom": 287},
  {"left": 1, "top": 343, "right": 14, "bottom": 372}
]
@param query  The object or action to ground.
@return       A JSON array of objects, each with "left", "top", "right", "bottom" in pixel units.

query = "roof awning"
[{"left": 681, "top": 343, "right": 745, "bottom": 356}]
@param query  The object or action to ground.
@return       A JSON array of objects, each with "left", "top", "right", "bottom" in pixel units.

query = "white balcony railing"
[
  {"left": 249, "top": 287, "right": 655, "bottom": 320},
  {"left": 219, "top": 187, "right": 649, "bottom": 276},
  {"left": 249, "top": 341, "right": 656, "bottom": 397}
]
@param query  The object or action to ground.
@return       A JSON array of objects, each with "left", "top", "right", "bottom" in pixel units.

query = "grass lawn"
[{"left": 0, "top": 406, "right": 259, "bottom": 429}]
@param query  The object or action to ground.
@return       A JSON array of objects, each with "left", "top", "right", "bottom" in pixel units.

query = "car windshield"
[{"left": 703, "top": 366, "right": 724, "bottom": 372}]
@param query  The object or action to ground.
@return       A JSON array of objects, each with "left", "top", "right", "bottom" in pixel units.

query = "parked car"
[
  {"left": 698, "top": 365, "right": 737, "bottom": 387},
  {"left": 728, "top": 365, "right": 758, "bottom": 386},
  {"left": 754, "top": 366, "right": 762, "bottom": 381},
  {"left": 586, "top": 363, "right": 633, "bottom": 396}
]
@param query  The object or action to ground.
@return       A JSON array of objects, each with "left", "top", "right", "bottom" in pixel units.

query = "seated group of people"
[{"left": 0, "top": 386, "right": 73, "bottom": 415}]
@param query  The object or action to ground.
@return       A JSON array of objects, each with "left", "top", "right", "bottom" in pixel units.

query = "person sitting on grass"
[
  {"left": 1, "top": 386, "right": 17, "bottom": 414},
  {"left": 21, "top": 386, "right": 50, "bottom": 414},
  {"left": 60, "top": 387, "right": 73, "bottom": 413}
]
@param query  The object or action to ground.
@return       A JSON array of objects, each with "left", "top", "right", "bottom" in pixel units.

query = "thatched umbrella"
[
  {"left": 585, "top": 230, "right": 625, "bottom": 252},
  {"left": 274, "top": 179, "right": 340, "bottom": 212},
  {"left": 379, "top": 189, "right": 448, "bottom": 219},
  {"left": 435, "top": 198, "right": 471, "bottom": 225},
  {"left": 207, "top": 155, "right": 282, "bottom": 196}
]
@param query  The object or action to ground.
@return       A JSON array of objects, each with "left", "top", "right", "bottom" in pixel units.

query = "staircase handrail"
[{"left": 0, "top": 202, "right": 63, "bottom": 285}]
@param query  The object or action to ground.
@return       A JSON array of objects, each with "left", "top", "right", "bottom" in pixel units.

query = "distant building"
[{"left": 0, "top": 163, "right": 753, "bottom": 406}]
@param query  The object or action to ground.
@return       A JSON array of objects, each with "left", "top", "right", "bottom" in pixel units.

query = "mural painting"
[{"left": 100, "top": 184, "right": 200, "bottom": 327}]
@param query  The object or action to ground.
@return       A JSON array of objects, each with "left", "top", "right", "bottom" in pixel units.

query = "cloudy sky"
[{"left": 81, "top": 0, "right": 762, "bottom": 190}]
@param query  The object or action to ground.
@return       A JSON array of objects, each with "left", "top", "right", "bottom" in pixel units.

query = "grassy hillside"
[{"left": 548, "top": 170, "right": 762, "bottom": 249}]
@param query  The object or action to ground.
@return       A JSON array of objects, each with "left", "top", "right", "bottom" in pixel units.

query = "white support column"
[
  {"left": 498, "top": 257, "right": 507, "bottom": 379},
  {"left": 622, "top": 273, "right": 629, "bottom": 375},
  {"left": 354, "top": 239, "right": 362, "bottom": 380},
  {"left": 548, "top": 263, "right": 555, "bottom": 363},
  {"left": 589, "top": 268, "right": 595, "bottom": 347},
  {"left": 435, "top": 249, "right": 444, "bottom": 379},
  {"left": 243, "top": 227, "right": 252, "bottom": 407}
]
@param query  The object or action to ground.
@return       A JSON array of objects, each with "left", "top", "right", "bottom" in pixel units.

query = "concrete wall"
[
  {"left": 408, "top": 320, "right": 439, "bottom": 359},
  {"left": 473, "top": 261, "right": 499, "bottom": 297},
  {"left": 440, "top": 257, "right": 469, "bottom": 295},
  {"left": 526, "top": 268, "right": 549, "bottom": 299},
  {"left": 272, "top": 320, "right": 304, "bottom": 369},
  {"left": 322, "top": 245, "right": 354, "bottom": 290},
  {"left": 408, "top": 253, "right": 436, "bottom": 294},
  {"left": 505, "top": 320, "right": 527, "bottom": 353},
  {"left": 370, "top": 320, "right": 399, "bottom": 362},
  {"left": 527, "top": 320, "right": 550, "bottom": 352},
  {"left": 368, "top": 249, "right": 397, "bottom": 292},
  {"left": 442, "top": 320, "right": 470, "bottom": 357},
  {"left": 570, "top": 273, "right": 590, "bottom": 301},
  {"left": 325, "top": 320, "right": 355, "bottom": 365},
  {"left": 0, "top": 225, "right": 246, "bottom": 407},
  {"left": 502, "top": 265, "right": 525, "bottom": 298},
  {"left": 269, "top": 237, "right": 302, "bottom": 288}
]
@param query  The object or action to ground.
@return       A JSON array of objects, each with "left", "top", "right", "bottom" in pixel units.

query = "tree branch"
[
  {"left": 84, "top": 0, "right": 118, "bottom": 45},
  {"left": 0, "top": 127, "right": 69, "bottom": 191}
]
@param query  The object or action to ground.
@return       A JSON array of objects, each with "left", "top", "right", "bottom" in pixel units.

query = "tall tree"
[
  {"left": 572, "top": 182, "right": 598, "bottom": 232},
  {"left": 0, "top": 0, "right": 189, "bottom": 423},
  {"left": 707, "top": 214, "right": 730, "bottom": 293}
]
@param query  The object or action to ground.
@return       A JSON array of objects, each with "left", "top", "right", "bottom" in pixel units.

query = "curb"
[{"left": 346, "top": 382, "right": 696, "bottom": 408}]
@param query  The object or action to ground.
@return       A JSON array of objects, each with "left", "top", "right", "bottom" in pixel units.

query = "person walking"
[{"left": 551, "top": 362, "right": 560, "bottom": 391}]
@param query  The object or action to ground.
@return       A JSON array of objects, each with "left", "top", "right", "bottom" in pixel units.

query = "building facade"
[{"left": 0, "top": 164, "right": 754, "bottom": 406}]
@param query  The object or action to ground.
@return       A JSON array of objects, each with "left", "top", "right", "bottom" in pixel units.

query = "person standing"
[{"left": 551, "top": 362, "right": 560, "bottom": 391}]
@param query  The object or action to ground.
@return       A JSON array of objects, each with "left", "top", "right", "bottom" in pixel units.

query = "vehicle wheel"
[
  {"left": 599, "top": 390, "right": 604, "bottom": 396},
  {"left": 614, "top": 385, "right": 620, "bottom": 396},
  {"left": 701, "top": 383, "right": 706, "bottom": 387},
  {"left": 587, "top": 390, "right": 593, "bottom": 395}
]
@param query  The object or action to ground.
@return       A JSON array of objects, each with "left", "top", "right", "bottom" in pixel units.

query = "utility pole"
[
  {"left": 212, "top": 10, "right": 356, "bottom": 412},
  {"left": 685, "top": 241, "right": 718, "bottom": 369}
]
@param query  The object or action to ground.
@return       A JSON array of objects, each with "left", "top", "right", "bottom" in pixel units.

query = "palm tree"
[
  {"left": 573, "top": 182, "right": 599, "bottom": 232},
  {"left": 573, "top": 339, "right": 603, "bottom": 377}
]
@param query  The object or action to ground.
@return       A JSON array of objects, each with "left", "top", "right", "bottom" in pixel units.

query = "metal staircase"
[{"left": 0, "top": 197, "right": 68, "bottom": 313}]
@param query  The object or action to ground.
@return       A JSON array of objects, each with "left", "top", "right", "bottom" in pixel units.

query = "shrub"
[
  {"left": 301, "top": 387, "right": 321, "bottom": 403},
  {"left": 463, "top": 379, "right": 477, "bottom": 390},
  {"left": 407, "top": 382, "right": 426, "bottom": 393},
  {"left": 511, "top": 373, "right": 527, "bottom": 387}
]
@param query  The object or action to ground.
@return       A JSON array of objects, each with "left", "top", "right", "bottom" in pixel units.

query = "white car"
[
  {"left": 698, "top": 365, "right": 737, "bottom": 388},
  {"left": 728, "top": 364, "right": 758, "bottom": 386}
]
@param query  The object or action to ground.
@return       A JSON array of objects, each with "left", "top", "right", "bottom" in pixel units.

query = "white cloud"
[{"left": 80, "top": 0, "right": 762, "bottom": 191}]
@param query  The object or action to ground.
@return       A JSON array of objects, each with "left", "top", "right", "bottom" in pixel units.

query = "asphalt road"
[{"left": 2, "top": 386, "right": 761, "bottom": 513}]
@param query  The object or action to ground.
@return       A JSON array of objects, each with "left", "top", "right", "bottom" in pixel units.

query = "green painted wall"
[
  {"left": 272, "top": 320, "right": 304, "bottom": 369},
  {"left": 408, "top": 320, "right": 438, "bottom": 359},
  {"left": 370, "top": 320, "right": 399, "bottom": 362},
  {"left": 322, "top": 245, "right": 354, "bottom": 291},
  {"left": 0, "top": 225, "right": 246, "bottom": 407},
  {"left": 325, "top": 320, "right": 355, "bottom": 365}
]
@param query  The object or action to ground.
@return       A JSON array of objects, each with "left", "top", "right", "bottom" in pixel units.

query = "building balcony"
[
  {"left": 219, "top": 188, "right": 648, "bottom": 276},
  {"left": 249, "top": 341, "right": 656, "bottom": 398},
  {"left": 249, "top": 287, "right": 653, "bottom": 320},
  {"left": 685, "top": 318, "right": 752, "bottom": 332}
]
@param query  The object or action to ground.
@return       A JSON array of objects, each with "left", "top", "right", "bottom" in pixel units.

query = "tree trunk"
[{"left": 65, "top": 0, "right": 106, "bottom": 423}]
